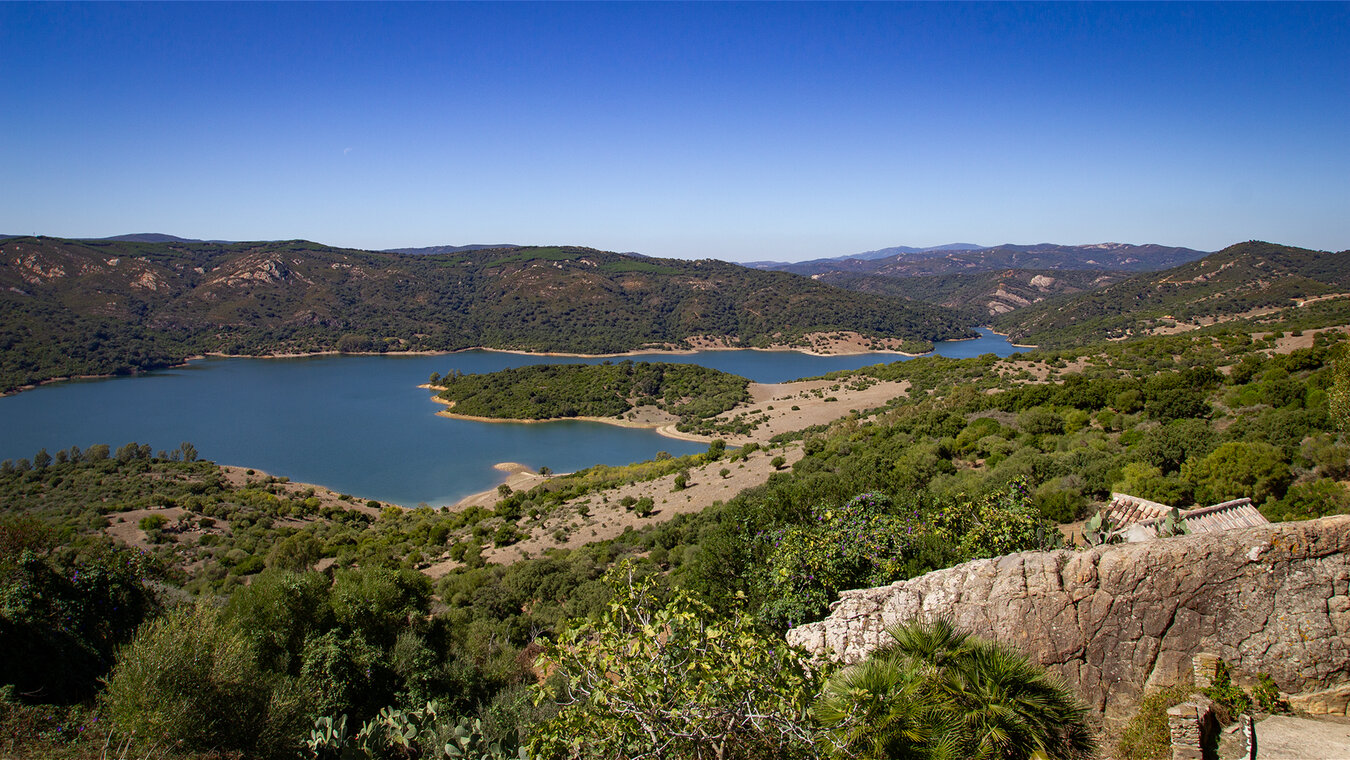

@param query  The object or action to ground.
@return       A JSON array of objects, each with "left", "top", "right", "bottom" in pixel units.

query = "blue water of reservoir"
[{"left": 0, "top": 329, "right": 1018, "bottom": 505}]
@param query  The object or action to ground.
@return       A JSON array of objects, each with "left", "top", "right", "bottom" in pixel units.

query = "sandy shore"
[
  {"left": 476, "top": 440, "right": 808, "bottom": 567},
  {"left": 415, "top": 440, "right": 808, "bottom": 575},
  {"left": 981, "top": 328, "right": 1038, "bottom": 349},
  {"left": 208, "top": 329, "right": 934, "bottom": 361},
  {"left": 410, "top": 373, "right": 918, "bottom": 574},
  {"left": 448, "top": 462, "right": 554, "bottom": 511},
  {"left": 425, "top": 374, "right": 912, "bottom": 447}
]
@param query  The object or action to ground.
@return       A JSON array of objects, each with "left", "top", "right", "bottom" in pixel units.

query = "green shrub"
[
  {"left": 1035, "top": 488, "right": 1087, "bottom": 524},
  {"left": 329, "top": 567, "right": 431, "bottom": 649},
  {"left": 530, "top": 565, "right": 821, "bottom": 760},
  {"left": 493, "top": 523, "right": 523, "bottom": 547},
  {"left": 1114, "top": 683, "right": 1194, "bottom": 760},
  {"left": 757, "top": 492, "right": 948, "bottom": 630},
  {"left": 232, "top": 554, "right": 266, "bottom": 575},
  {"left": 1252, "top": 672, "right": 1289, "bottom": 713},
  {"left": 1202, "top": 660, "right": 1251, "bottom": 721},
  {"left": 102, "top": 603, "right": 284, "bottom": 755},
  {"left": 1184, "top": 441, "right": 1292, "bottom": 506},
  {"left": 1263, "top": 478, "right": 1350, "bottom": 521},
  {"left": 224, "top": 569, "right": 335, "bottom": 674},
  {"left": 0, "top": 536, "right": 158, "bottom": 703},
  {"left": 633, "top": 498, "right": 654, "bottom": 518}
]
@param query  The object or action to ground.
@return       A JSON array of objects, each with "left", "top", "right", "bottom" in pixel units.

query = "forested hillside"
[
  {"left": 992, "top": 241, "right": 1350, "bottom": 347},
  {"left": 0, "top": 237, "right": 972, "bottom": 394},
  {"left": 749, "top": 242, "right": 1207, "bottom": 322},
  {"left": 816, "top": 268, "right": 1128, "bottom": 319}
]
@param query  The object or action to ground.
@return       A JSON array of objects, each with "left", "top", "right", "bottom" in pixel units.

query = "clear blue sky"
[{"left": 2, "top": 2, "right": 1346, "bottom": 261}]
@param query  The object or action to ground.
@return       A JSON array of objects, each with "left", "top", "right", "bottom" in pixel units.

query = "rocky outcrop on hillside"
[{"left": 786, "top": 515, "right": 1350, "bottom": 721}]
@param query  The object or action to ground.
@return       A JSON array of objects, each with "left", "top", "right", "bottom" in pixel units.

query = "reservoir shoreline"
[{"left": 1, "top": 329, "right": 1017, "bottom": 505}]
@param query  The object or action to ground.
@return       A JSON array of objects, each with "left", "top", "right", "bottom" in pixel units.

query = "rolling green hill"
[
  {"left": 0, "top": 237, "right": 972, "bottom": 393},
  {"left": 990, "top": 241, "right": 1350, "bottom": 347}
]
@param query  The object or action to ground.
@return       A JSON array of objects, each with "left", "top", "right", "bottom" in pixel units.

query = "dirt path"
[{"left": 1252, "top": 715, "right": 1350, "bottom": 759}]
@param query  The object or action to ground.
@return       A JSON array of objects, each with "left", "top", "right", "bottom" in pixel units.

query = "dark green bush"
[{"left": 102, "top": 604, "right": 286, "bottom": 755}]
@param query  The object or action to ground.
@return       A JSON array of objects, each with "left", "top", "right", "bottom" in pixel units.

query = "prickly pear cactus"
[
  {"left": 306, "top": 714, "right": 364, "bottom": 760},
  {"left": 307, "top": 702, "right": 527, "bottom": 760},
  {"left": 1157, "top": 506, "right": 1190, "bottom": 538},
  {"left": 443, "top": 717, "right": 526, "bottom": 760}
]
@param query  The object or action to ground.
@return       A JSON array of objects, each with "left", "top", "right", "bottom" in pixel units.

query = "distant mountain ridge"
[
  {"left": 0, "top": 236, "right": 972, "bottom": 394},
  {"left": 1, "top": 234, "right": 522, "bottom": 255},
  {"left": 94, "top": 233, "right": 212, "bottom": 244},
  {"left": 743, "top": 242, "right": 1211, "bottom": 319},
  {"left": 758, "top": 242, "right": 1209, "bottom": 277},
  {"left": 743, "top": 243, "right": 983, "bottom": 269},
  {"left": 990, "top": 240, "right": 1350, "bottom": 347},
  {"left": 827, "top": 242, "right": 985, "bottom": 262},
  {"left": 1, "top": 233, "right": 238, "bottom": 244}
]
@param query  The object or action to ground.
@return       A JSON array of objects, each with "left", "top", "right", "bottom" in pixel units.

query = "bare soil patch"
[
  {"left": 684, "top": 331, "right": 925, "bottom": 356},
  {"left": 703, "top": 378, "right": 911, "bottom": 445},
  {"left": 990, "top": 357, "right": 1091, "bottom": 383},
  {"left": 480, "top": 442, "right": 804, "bottom": 566}
]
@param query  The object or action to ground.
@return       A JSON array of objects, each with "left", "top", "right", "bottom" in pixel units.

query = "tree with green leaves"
[
  {"left": 1183, "top": 440, "right": 1291, "bottom": 506},
  {"left": 529, "top": 563, "right": 824, "bottom": 760},
  {"left": 814, "top": 618, "right": 1096, "bottom": 760},
  {"left": 938, "top": 480, "right": 1063, "bottom": 562},
  {"left": 757, "top": 492, "right": 940, "bottom": 630},
  {"left": 1330, "top": 348, "right": 1350, "bottom": 431}
]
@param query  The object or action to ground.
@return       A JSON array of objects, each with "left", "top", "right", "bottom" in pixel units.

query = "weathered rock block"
[{"left": 785, "top": 515, "right": 1350, "bottom": 721}]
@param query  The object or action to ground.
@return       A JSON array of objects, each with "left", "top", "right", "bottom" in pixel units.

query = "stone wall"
[{"left": 785, "top": 515, "right": 1350, "bottom": 721}]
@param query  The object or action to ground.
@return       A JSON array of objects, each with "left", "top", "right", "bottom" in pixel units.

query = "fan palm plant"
[{"left": 814, "top": 618, "right": 1096, "bottom": 760}]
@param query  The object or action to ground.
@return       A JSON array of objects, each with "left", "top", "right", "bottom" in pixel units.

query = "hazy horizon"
[
  {"left": 1, "top": 232, "right": 1238, "bottom": 264},
  {"left": 3, "top": 2, "right": 1346, "bottom": 262}
]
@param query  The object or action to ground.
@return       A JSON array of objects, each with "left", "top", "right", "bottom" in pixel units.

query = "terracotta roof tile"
[{"left": 1101, "top": 494, "right": 1269, "bottom": 540}]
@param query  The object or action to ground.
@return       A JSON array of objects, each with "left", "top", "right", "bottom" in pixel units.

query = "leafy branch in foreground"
[{"left": 529, "top": 562, "right": 825, "bottom": 760}]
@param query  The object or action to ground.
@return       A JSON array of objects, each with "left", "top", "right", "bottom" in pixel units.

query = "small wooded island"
[{"left": 430, "top": 361, "right": 751, "bottom": 435}]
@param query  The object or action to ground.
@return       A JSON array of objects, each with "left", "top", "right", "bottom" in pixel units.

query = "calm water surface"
[{"left": 0, "top": 329, "right": 1017, "bottom": 505}]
